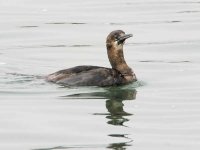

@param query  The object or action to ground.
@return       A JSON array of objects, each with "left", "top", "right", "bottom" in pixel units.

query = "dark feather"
[{"left": 46, "top": 65, "right": 125, "bottom": 87}]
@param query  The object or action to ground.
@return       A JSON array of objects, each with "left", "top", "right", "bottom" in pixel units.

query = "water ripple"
[
  {"left": 33, "top": 140, "right": 133, "bottom": 150},
  {"left": 0, "top": 44, "right": 93, "bottom": 51},
  {"left": 128, "top": 40, "right": 200, "bottom": 46},
  {"left": 139, "top": 60, "right": 190, "bottom": 63},
  {"left": 177, "top": 10, "right": 200, "bottom": 13},
  {"left": 20, "top": 26, "right": 39, "bottom": 28},
  {"left": 45, "top": 22, "right": 86, "bottom": 25},
  {"left": 110, "top": 20, "right": 182, "bottom": 26}
]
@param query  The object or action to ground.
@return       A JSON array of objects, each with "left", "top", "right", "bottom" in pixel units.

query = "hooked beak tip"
[{"left": 118, "top": 34, "right": 133, "bottom": 43}]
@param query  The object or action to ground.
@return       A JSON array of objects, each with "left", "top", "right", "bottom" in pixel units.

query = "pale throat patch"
[{"left": 114, "top": 41, "right": 123, "bottom": 50}]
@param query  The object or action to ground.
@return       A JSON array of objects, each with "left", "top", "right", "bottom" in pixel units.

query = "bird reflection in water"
[
  {"left": 65, "top": 87, "right": 136, "bottom": 126},
  {"left": 104, "top": 88, "right": 136, "bottom": 126},
  {"left": 34, "top": 87, "right": 136, "bottom": 150}
]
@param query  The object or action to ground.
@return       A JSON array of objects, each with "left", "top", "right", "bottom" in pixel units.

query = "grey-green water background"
[{"left": 0, "top": 0, "right": 200, "bottom": 149}]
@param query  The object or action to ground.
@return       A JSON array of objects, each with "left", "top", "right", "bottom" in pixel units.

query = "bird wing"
[
  {"left": 56, "top": 67, "right": 117, "bottom": 86},
  {"left": 46, "top": 65, "right": 117, "bottom": 86}
]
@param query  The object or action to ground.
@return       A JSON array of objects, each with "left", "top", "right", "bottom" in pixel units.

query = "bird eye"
[{"left": 114, "top": 35, "right": 119, "bottom": 41}]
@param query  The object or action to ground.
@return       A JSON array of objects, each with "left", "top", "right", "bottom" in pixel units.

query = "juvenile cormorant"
[{"left": 46, "top": 30, "right": 137, "bottom": 86}]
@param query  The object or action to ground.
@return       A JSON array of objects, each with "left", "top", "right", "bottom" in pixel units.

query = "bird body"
[{"left": 46, "top": 30, "right": 137, "bottom": 87}]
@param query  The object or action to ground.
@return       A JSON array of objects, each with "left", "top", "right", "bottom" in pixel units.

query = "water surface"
[{"left": 0, "top": 0, "right": 200, "bottom": 150}]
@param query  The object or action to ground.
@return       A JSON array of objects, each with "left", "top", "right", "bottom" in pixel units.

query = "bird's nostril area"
[{"left": 117, "top": 39, "right": 125, "bottom": 45}]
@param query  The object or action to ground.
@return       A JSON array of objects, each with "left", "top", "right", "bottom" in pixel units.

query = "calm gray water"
[{"left": 0, "top": 0, "right": 200, "bottom": 149}]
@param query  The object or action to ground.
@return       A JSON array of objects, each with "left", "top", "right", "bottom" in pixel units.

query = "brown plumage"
[{"left": 46, "top": 30, "right": 137, "bottom": 87}]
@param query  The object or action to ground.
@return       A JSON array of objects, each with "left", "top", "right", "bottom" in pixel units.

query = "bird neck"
[{"left": 107, "top": 44, "right": 132, "bottom": 76}]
